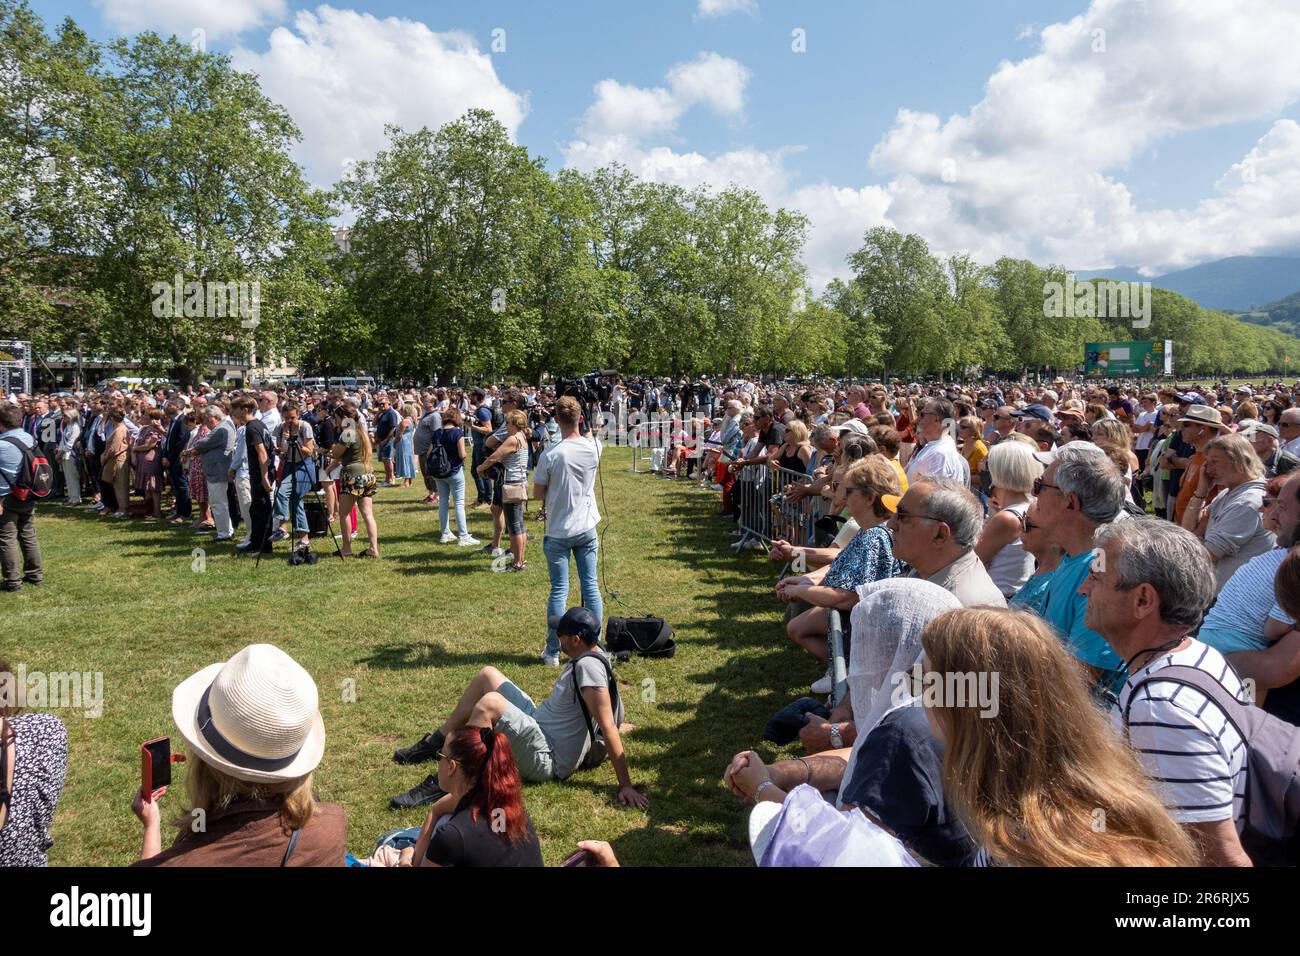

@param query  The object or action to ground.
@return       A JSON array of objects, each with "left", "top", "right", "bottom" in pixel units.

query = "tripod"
[{"left": 255, "top": 436, "right": 343, "bottom": 569}]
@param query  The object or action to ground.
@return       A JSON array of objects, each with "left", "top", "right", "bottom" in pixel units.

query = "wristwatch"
[{"left": 829, "top": 723, "right": 844, "bottom": 749}]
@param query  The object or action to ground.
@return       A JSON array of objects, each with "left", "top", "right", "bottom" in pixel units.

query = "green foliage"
[{"left": 5, "top": 2, "right": 1298, "bottom": 384}]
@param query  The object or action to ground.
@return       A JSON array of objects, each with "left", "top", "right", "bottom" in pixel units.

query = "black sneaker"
[
  {"left": 389, "top": 773, "right": 447, "bottom": 809},
  {"left": 393, "top": 730, "right": 444, "bottom": 765}
]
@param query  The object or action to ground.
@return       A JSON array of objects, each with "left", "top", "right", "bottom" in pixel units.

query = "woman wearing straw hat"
[{"left": 131, "top": 644, "right": 347, "bottom": 866}]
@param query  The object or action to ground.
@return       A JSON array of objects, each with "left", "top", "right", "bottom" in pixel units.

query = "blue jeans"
[
  {"left": 274, "top": 460, "right": 316, "bottom": 532},
  {"left": 542, "top": 527, "right": 602, "bottom": 657},
  {"left": 471, "top": 441, "right": 491, "bottom": 502},
  {"left": 435, "top": 468, "right": 468, "bottom": 537}
]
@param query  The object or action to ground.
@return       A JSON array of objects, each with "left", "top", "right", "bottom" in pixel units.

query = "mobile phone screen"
[
  {"left": 142, "top": 737, "right": 171, "bottom": 793},
  {"left": 561, "top": 850, "right": 590, "bottom": 868}
]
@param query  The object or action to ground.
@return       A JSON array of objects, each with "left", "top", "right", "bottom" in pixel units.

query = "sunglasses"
[
  {"left": 1020, "top": 513, "right": 1040, "bottom": 532},
  {"left": 894, "top": 505, "right": 942, "bottom": 524},
  {"left": 1032, "top": 478, "right": 1061, "bottom": 496}
]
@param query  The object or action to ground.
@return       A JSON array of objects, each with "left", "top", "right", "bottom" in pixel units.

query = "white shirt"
[
  {"left": 258, "top": 407, "right": 282, "bottom": 435},
  {"left": 1284, "top": 435, "right": 1300, "bottom": 457},
  {"left": 532, "top": 436, "right": 602, "bottom": 538},
  {"left": 905, "top": 433, "right": 970, "bottom": 487},
  {"left": 1115, "top": 641, "right": 1248, "bottom": 828},
  {"left": 1134, "top": 409, "right": 1159, "bottom": 450}
]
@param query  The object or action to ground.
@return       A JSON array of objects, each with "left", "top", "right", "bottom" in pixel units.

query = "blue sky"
[{"left": 36, "top": 0, "right": 1300, "bottom": 287}]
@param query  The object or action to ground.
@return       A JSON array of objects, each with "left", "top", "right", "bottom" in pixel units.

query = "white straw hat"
[{"left": 172, "top": 644, "right": 325, "bottom": 784}]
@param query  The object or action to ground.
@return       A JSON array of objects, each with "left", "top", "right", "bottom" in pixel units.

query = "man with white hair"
[
  {"left": 1279, "top": 407, "right": 1300, "bottom": 458},
  {"left": 189, "top": 405, "right": 237, "bottom": 542},
  {"left": 886, "top": 477, "right": 1005, "bottom": 607},
  {"left": 1239, "top": 421, "right": 1298, "bottom": 479},
  {"left": 1028, "top": 442, "right": 1127, "bottom": 684}
]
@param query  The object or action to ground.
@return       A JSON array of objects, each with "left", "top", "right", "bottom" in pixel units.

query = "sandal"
[{"left": 358, "top": 549, "right": 380, "bottom": 559}]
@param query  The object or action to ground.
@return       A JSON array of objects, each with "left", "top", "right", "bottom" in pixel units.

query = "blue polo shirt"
[
  {"left": 1040, "top": 549, "right": 1123, "bottom": 676},
  {"left": 0, "top": 427, "right": 34, "bottom": 497}
]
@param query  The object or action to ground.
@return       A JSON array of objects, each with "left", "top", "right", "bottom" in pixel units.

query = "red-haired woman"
[{"left": 407, "top": 727, "right": 542, "bottom": 867}]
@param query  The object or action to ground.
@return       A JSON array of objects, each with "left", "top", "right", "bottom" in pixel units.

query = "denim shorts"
[{"left": 493, "top": 681, "right": 556, "bottom": 782}]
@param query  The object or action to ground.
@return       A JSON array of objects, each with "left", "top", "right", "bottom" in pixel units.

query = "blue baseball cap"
[
  {"left": 1011, "top": 403, "right": 1052, "bottom": 423},
  {"left": 557, "top": 607, "right": 601, "bottom": 645}
]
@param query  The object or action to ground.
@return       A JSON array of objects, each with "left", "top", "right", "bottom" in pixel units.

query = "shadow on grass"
[{"left": 358, "top": 641, "right": 539, "bottom": 671}]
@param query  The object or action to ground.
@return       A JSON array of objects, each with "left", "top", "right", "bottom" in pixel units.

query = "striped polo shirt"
[{"left": 1116, "top": 641, "right": 1248, "bottom": 828}]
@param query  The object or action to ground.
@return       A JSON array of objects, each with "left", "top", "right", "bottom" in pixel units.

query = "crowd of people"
[{"left": 3, "top": 371, "right": 1300, "bottom": 867}]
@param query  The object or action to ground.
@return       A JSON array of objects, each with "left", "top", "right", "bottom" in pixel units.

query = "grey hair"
[
  {"left": 1093, "top": 519, "right": 1215, "bottom": 628},
  {"left": 738, "top": 412, "right": 754, "bottom": 427},
  {"left": 1205, "top": 433, "right": 1265, "bottom": 480},
  {"left": 1053, "top": 442, "right": 1124, "bottom": 523},
  {"left": 917, "top": 477, "right": 984, "bottom": 549},
  {"left": 201, "top": 405, "right": 224, "bottom": 421}
]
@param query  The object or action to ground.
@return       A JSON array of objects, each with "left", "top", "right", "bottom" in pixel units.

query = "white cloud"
[
  {"left": 578, "top": 52, "right": 749, "bottom": 140},
  {"left": 696, "top": 0, "right": 758, "bottom": 18},
  {"left": 231, "top": 6, "right": 528, "bottom": 189},
  {"left": 867, "top": 0, "right": 1300, "bottom": 272},
  {"left": 95, "top": 0, "right": 287, "bottom": 40}
]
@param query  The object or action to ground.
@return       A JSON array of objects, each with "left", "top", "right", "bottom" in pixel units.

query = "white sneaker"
[
  {"left": 811, "top": 668, "right": 834, "bottom": 695},
  {"left": 457, "top": 535, "right": 480, "bottom": 547},
  {"left": 237, "top": 537, "right": 252, "bottom": 548},
  {"left": 541, "top": 654, "right": 561, "bottom": 666},
  {"left": 439, "top": 532, "right": 456, "bottom": 543}
]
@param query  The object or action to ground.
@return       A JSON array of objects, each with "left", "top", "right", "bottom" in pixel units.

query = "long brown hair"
[
  {"left": 921, "top": 608, "right": 1196, "bottom": 867},
  {"left": 335, "top": 401, "right": 372, "bottom": 470}
]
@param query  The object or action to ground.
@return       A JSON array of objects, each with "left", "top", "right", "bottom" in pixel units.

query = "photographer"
[{"left": 271, "top": 404, "right": 318, "bottom": 552}]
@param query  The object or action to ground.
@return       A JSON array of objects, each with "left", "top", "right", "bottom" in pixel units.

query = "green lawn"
[{"left": 8, "top": 448, "right": 812, "bottom": 866}]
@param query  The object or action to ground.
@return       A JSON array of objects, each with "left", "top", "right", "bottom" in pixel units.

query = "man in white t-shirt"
[
  {"left": 1082, "top": 518, "right": 1253, "bottom": 866},
  {"left": 532, "top": 396, "right": 603, "bottom": 666},
  {"left": 904, "top": 398, "right": 969, "bottom": 488}
]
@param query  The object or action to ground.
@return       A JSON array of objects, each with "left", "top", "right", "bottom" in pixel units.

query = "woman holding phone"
[{"left": 130, "top": 644, "right": 347, "bottom": 866}]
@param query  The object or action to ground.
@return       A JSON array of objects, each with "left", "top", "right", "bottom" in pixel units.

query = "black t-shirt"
[
  {"left": 757, "top": 422, "right": 785, "bottom": 451},
  {"left": 244, "top": 418, "right": 275, "bottom": 486},
  {"left": 424, "top": 792, "right": 543, "bottom": 867},
  {"left": 840, "top": 705, "right": 979, "bottom": 867}
]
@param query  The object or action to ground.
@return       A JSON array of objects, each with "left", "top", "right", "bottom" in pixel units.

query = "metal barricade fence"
[
  {"left": 828, "top": 609, "right": 848, "bottom": 709},
  {"left": 732, "top": 463, "right": 829, "bottom": 552}
]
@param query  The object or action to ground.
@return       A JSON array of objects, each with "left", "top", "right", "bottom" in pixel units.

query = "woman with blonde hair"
[
  {"left": 131, "top": 644, "right": 347, "bottom": 866},
  {"left": 475, "top": 408, "right": 530, "bottom": 572},
  {"left": 328, "top": 401, "right": 380, "bottom": 558},
  {"left": 393, "top": 402, "right": 418, "bottom": 488},
  {"left": 773, "top": 419, "right": 814, "bottom": 477},
  {"left": 920, "top": 607, "right": 1197, "bottom": 866},
  {"left": 974, "top": 441, "right": 1041, "bottom": 598}
]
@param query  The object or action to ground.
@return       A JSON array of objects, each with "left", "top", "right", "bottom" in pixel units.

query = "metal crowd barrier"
[{"left": 828, "top": 609, "right": 848, "bottom": 709}]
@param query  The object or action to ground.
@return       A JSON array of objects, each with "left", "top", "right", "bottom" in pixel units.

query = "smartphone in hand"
[
  {"left": 561, "top": 850, "right": 591, "bottom": 868},
  {"left": 140, "top": 737, "right": 171, "bottom": 801}
]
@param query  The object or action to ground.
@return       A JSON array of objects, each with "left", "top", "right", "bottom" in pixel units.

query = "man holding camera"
[{"left": 270, "top": 404, "right": 317, "bottom": 551}]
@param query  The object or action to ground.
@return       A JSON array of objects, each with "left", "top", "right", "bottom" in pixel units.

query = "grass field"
[{"left": 6, "top": 447, "right": 815, "bottom": 867}]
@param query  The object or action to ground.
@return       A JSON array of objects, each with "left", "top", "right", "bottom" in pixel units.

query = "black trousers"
[{"left": 249, "top": 487, "right": 274, "bottom": 552}]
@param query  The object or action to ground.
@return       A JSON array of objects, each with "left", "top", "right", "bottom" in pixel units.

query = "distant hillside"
[
  {"left": 1075, "top": 255, "right": 1300, "bottom": 311},
  {"left": 1234, "top": 288, "right": 1300, "bottom": 337}
]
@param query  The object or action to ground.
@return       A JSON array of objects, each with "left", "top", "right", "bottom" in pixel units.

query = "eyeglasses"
[
  {"left": 894, "top": 505, "right": 942, "bottom": 523},
  {"left": 1033, "top": 478, "right": 1061, "bottom": 496},
  {"left": 1020, "top": 513, "right": 1040, "bottom": 532}
]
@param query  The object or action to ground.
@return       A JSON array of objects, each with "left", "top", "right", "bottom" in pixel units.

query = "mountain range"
[{"left": 1075, "top": 255, "right": 1300, "bottom": 312}]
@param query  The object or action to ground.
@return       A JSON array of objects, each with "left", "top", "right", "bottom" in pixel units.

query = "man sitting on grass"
[{"left": 389, "top": 608, "right": 648, "bottom": 809}]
